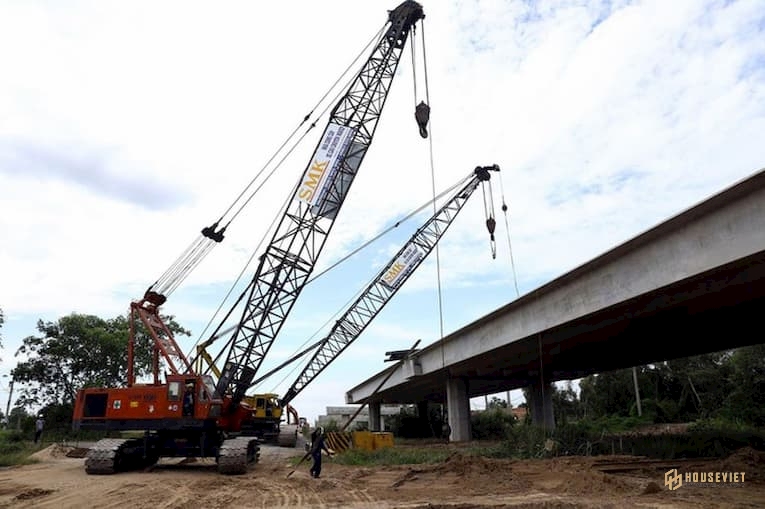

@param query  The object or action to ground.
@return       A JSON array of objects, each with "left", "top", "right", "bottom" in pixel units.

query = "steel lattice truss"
[
  {"left": 280, "top": 166, "right": 495, "bottom": 405},
  {"left": 215, "top": 2, "right": 425, "bottom": 402}
]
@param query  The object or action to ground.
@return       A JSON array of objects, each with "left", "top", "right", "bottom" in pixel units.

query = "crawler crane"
[{"left": 73, "top": 1, "right": 426, "bottom": 475}]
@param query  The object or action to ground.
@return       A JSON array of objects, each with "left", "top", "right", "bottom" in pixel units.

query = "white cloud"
[{"left": 1, "top": 0, "right": 763, "bottom": 416}]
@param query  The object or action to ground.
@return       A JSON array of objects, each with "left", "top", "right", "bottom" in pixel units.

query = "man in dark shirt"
[{"left": 309, "top": 426, "right": 333, "bottom": 478}]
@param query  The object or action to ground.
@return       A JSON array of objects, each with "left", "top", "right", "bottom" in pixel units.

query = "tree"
[
  {"left": 488, "top": 396, "right": 508, "bottom": 409},
  {"left": 552, "top": 381, "right": 581, "bottom": 425},
  {"left": 12, "top": 312, "right": 190, "bottom": 408},
  {"left": 0, "top": 305, "right": 4, "bottom": 350},
  {"left": 722, "top": 344, "right": 765, "bottom": 426}
]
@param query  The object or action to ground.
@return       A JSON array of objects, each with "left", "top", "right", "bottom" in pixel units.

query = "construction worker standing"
[
  {"left": 34, "top": 415, "right": 44, "bottom": 444},
  {"left": 308, "top": 427, "right": 333, "bottom": 478}
]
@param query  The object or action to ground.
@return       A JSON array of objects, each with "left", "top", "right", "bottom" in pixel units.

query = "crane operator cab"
[{"left": 182, "top": 382, "right": 195, "bottom": 417}]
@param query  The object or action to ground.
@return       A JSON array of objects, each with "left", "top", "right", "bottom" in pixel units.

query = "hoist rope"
[
  {"left": 498, "top": 170, "right": 520, "bottom": 298},
  {"left": 187, "top": 24, "right": 388, "bottom": 353},
  {"left": 149, "top": 24, "right": 387, "bottom": 301},
  {"left": 220, "top": 23, "right": 387, "bottom": 228},
  {"left": 481, "top": 175, "right": 497, "bottom": 259},
  {"left": 420, "top": 21, "right": 446, "bottom": 369},
  {"left": 153, "top": 236, "right": 214, "bottom": 296},
  {"left": 191, "top": 69, "right": 368, "bottom": 347},
  {"left": 189, "top": 194, "right": 289, "bottom": 356},
  {"left": 411, "top": 25, "right": 418, "bottom": 109}
]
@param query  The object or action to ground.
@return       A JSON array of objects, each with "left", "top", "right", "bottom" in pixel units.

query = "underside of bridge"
[{"left": 362, "top": 250, "right": 765, "bottom": 437}]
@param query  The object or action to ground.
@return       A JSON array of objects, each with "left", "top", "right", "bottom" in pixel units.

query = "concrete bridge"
[{"left": 345, "top": 168, "right": 765, "bottom": 440}]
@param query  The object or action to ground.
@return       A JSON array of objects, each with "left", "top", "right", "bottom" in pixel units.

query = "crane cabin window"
[{"left": 168, "top": 381, "right": 181, "bottom": 401}]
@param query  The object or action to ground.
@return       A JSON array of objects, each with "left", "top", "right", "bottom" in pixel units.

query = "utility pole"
[{"left": 632, "top": 366, "right": 642, "bottom": 417}]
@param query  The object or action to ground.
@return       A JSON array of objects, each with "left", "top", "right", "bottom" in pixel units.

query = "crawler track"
[
  {"left": 85, "top": 438, "right": 152, "bottom": 475},
  {"left": 217, "top": 437, "right": 261, "bottom": 475},
  {"left": 277, "top": 425, "right": 299, "bottom": 448}
]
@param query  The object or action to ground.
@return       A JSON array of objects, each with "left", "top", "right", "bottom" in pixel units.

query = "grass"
[
  {"left": 332, "top": 447, "right": 456, "bottom": 466},
  {"left": 289, "top": 446, "right": 457, "bottom": 467},
  {"left": 0, "top": 431, "right": 44, "bottom": 467},
  {"left": 0, "top": 449, "right": 40, "bottom": 467}
]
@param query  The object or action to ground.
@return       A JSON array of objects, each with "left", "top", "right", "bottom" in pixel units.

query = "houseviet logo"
[
  {"left": 665, "top": 469, "right": 683, "bottom": 490},
  {"left": 664, "top": 468, "right": 746, "bottom": 490}
]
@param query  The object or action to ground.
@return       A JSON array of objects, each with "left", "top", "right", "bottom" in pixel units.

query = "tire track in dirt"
[{"left": 5, "top": 445, "right": 765, "bottom": 508}]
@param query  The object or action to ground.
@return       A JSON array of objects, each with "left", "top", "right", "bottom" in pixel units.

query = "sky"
[{"left": 1, "top": 0, "right": 764, "bottom": 423}]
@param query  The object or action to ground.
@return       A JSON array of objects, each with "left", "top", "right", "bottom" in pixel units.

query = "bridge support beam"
[
  {"left": 527, "top": 380, "right": 556, "bottom": 430},
  {"left": 446, "top": 378, "right": 471, "bottom": 441},
  {"left": 368, "top": 401, "right": 381, "bottom": 431}
]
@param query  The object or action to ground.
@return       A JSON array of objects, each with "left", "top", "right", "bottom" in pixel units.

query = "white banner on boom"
[
  {"left": 295, "top": 122, "right": 355, "bottom": 208},
  {"left": 380, "top": 244, "right": 425, "bottom": 290}
]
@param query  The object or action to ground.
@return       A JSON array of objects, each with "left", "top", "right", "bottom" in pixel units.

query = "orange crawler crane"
[{"left": 72, "top": 1, "right": 426, "bottom": 475}]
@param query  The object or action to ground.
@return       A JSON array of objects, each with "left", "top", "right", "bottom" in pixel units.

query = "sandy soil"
[{"left": 1, "top": 443, "right": 764, "bottom": 508}]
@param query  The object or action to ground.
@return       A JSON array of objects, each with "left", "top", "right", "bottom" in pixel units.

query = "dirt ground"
[{"left": 1, "top": 443, "right": 765, "bottom": 508}]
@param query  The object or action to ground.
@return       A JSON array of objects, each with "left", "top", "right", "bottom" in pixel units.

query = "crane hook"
[
  {"left": 415, "top": 101, "right": 430, "bottom": 139},
  {"left": 486, "top": 216, "right": 497, "bottom": 259}
]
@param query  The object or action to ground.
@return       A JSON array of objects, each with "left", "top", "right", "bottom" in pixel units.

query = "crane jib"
[
  {"left": 277, "top": 165, "right": 500, "bottom": 406},
  {"left": 215, "top": 0, "right": 426, "bottom": 406}
]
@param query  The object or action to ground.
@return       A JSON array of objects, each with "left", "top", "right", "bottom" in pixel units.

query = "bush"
[
  {"left": 471, "top": 409, "right": 516, "bottom": 440},
  {"left": 322, "top": 420, "right": 340, "bottom": 432},
  {"left": 0, "top": 430, "right": 25, "bottom": 443},
  {"left": 484, "top": 418, "right": 765, "bottom": 460}
]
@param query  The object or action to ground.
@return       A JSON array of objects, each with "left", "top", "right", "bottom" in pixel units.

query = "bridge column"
[
  {"left": 446, "top": 378, "right": 471, "bottom": 441},
  {"left": 368, "top": 401, "right": 381, "bottom": 431},
  {"left": 527, "top": 381, "right": 556, "bottom": 430}
]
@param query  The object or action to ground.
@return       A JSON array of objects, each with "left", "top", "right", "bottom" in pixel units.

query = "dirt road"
[{"left": 1, "top": 444, "right": 764, "bottom": 508}]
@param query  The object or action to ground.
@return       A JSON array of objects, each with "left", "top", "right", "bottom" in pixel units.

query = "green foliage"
[
  {"left": 570, "top": 346, "right": 765, "bottom": 428},
  {"left": 471, "top": 408, "right": 516, "bottom": 440},
  {"left": 552, "top": 381, "right": 582, "bottom": 425},
  {"left": 331, "top": 446, "right": 454, "bottom": 466},
  {"left": 487, "top": 396, "right": 507, "bottom": 409},
  {"left": 11, "top": 312, "right": 190, "bottom": 408},
  {"left": 478, "top": 419, "right": 765, "bottom": 460},
  {"left": 688, "top": 418, "right": 760, "bottom": 434},
  {"left": 0, "top": 431, "right": 40, "bottom": 467},
  {"left": 322, "top": 419, "right": 340, "bottom": 432},
  {"left": 568, "top": 415, "right": 653, "bottom": 434},
  {"left": 720, "top": 344, "right": 765, "bottom": 427}
]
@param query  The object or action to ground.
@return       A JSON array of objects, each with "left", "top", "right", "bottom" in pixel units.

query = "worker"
[
  {"left": 34, "top": 415, "right": 44, "bottom": 444},
  {"left": 182, "top": 383, "right": 194, "bottom": 417},
  {"left": 308, "top": 426, "right": 333, "bottom": 478}
]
